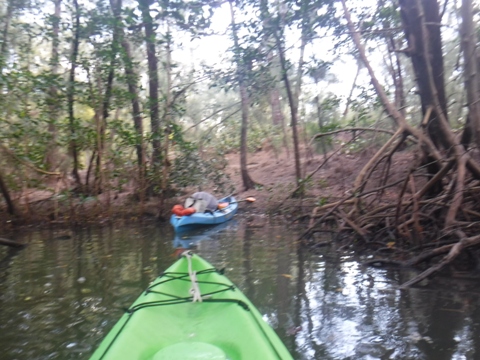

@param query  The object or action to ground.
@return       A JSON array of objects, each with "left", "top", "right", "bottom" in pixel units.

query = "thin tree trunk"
[
  {"left": 121, "top": 38, "right": 144, "bottom": 167},
  {"left": 270, "top": 87, "right": 290, "bottom": 158},
  {"left": 260, "top": 0, "right": 289, "bottom": 157},
  {"left": 293, "top": 0, "right": 309, "bottom": 106},
  {"left": 0, "top": 168, "right": 15, "bottom": 215},
  {"left": 111, "top": 0, "right": 145, "bottom": 188},
  {"left": 291, "top": 0, "right": 309, "bottom": 175},
  {"left": 0, "top": 0, "right": 13, "bottom": 108},
  {"left": 229, "top": 0, "right": 256, "bottom": 190},
  {"left": 275, "top": 31, "right": 302, "bottom": 186},
  {"left": 94, "top": 0, "right": 121, "bottom": 193},
  {"left": 390, "top": 38, "right": 406, "bottom": 118},
  {"left": 162, "top": 24, "right": 172, "bottom": 193},
  {"left": 45, "top": 0, "right": 62, "bottom": 172},
  {"left": 293, "top": 0, "right": 311, "bottom": 111},
  {"left": 379, "top": 0, "right": 406, "bottom": 119},
  {"left": 315, "top": 95, "right": 327, "bottom": 160},
  {"left": 342, "top": 63, "right": 361, "bottom": 119},
  {"left": 269, "top": 87, "right": 284, "bottom": 126},
  {"left": 138, "top": 0, "right": 161, "bottom": 176},
  {"left": 0, "top": 0, "right": 13, "bottom": 74},
  {"left": 118, "top": 36, "right": 145, "bottom": 197},
  {"left": 461, "top": 0, "right": 480, "bottom": 150},
  {"left": 293, "top": 36, "right": 306, "bottom": 107},
  {"left": 68, "top": 0, "right": 82, "bottom": 188}
]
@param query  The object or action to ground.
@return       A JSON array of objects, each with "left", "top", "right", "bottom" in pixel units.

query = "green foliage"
[
  {"left": 0, "top": 0, "right": 469, "bottom": 216},
  {"left": 342, "top": 136, "right": 369, "bottom": 154},
  {"left": 317, "top": 178, "right": 329, "bottom": 189},
  {"left": 316, "top": 197, "right": 329, "bottom": 206},
  {"left": 170, "top": 144, "right": 234, "bottom": 195}
]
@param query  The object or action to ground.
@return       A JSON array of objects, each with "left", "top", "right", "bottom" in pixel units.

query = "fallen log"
[{"left": 0, "top": 237, "right": 26, "bottom": 248}]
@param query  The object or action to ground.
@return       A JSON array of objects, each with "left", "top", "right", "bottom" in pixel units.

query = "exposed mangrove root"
[
  {"left": 298, "top": 1, "right": 480, "bottom": 288},
  {"left": 399, "top": 233, "right": 480, "bottom": 289}
]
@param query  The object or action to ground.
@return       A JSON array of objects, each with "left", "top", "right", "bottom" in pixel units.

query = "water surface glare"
[{"left": 1, "top": 221, "right": 480, "bottom": 359}]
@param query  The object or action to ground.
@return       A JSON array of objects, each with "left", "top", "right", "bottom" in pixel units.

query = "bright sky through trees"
[{"left": 183, "top": 1, "right": 363, "bottom": 103}]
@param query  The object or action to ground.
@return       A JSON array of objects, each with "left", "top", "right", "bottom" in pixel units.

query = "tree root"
[{"left": 400, "top": 233, "right": 480, "bottom": 289}]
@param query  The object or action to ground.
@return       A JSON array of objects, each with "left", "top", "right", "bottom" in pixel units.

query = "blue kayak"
[{"left": 170, "top": 196, "right": 238, "bottom": 231}]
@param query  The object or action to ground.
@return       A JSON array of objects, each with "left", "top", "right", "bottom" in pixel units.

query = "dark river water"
[{"left": 1, "top": 220, "right": 480, "bottom": 359}]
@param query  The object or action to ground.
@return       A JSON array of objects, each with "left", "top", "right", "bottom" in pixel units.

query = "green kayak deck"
[{"left": 90, "top": 252, "right": 293, "bottom": 360}]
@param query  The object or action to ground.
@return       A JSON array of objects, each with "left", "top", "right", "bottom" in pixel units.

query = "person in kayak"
[{"left": 184, "top": 192, "right": 218, "bottom": 213}]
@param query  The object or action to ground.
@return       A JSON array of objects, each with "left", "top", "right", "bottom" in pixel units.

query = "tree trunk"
[
  {"left": 45, "top": 0, "right": 62, "bottom": 172},
  {"left": 315, "top": 95, "right": 327, "bottom": 160},
  {"left": 162, "top": 23, "right": 172, "bottom": 193},
  {"left": 0, "top": 0, "right": 13, "bottom": 75},
  {"left": 389, "top": 38, "right": 406, "bottom": 118},
  {"left": 291, "top": 0, "right": 310, "bottom": 178},
  {"left": 110, "top": 0, "right": 145, "bottom": 186},
  {"left": 270, "top": 87, "right": 290, "bottom": 158},
  {"left": 275, "top": 31, "right": 302, "bottom": 186},
  {"left": 399, "top": 0, "right": 448, "bottom": 147},
  {"left": 378, "top": 0, "right": 406, "bottom": 119},
  {"left": 239, "top": 86, "right": 256, "bottom": 190},
  {"left": 342, "top": 62, "right": 361, "bottom": 119},
  {"left": 460, "top": 0, "right": 480, "bottom": 150},
  {"left": 269, "top": 87, "right": 283, "bottom": 126},
  {"left": 137, "top": 0, "right": 161, "bottom": 176},
  {"left": 122, "top": 39, "right": 145, "bottom": 176},
  {"left": 260, "top": 0, "right": 289, "bottom": 157},
  {"left": 293, "top": 0, "right": 309, "bottom": 107},
  {"left": 68, "top": 0, "right": 82, "bottom": 188},
  {"left": 93, "top": 0, "right": 121, "bottom": 194},
  {"left": 399, "top": 0, "right": 449, "bottom": 195},
  {"left": 119, "top": 40, "right": 145, "bottom": 195},
  {"left": 229, "top": 0, "right": 256, "bottom": 190},
  {"left": 0, "top": 168, "right": 15, "bottom": 215}
]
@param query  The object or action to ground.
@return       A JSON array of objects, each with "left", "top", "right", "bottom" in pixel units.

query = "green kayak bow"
[{"left": 90, "top": 252, "right": 293, "bottom": 360}]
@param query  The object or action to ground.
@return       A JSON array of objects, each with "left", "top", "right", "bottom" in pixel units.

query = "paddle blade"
[{"left": 218, "top": 202, "right": 229, "bottom": 209}]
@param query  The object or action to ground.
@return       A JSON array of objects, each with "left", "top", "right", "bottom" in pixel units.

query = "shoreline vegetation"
[
  {"left": 3, "top": 0, "right": 480, "bottom": 289},
  {"left": 4, "top": 144, "right": 480, "bottom": 288}
]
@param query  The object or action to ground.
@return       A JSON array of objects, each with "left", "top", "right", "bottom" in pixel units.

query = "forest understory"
[
  {"left": 3, "top": 138, "right": 480, "bottom": 289},
  {"left": 3, "top": 0, "right": 480, "bottom": 291}
]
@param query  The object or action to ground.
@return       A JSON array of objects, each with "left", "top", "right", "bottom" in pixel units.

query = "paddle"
[
  {"left": 218, "top": 197, "right": 256, "bottom": 209},
  {"left": 230, "top": 196, "right": 256, "bottom": 204}
]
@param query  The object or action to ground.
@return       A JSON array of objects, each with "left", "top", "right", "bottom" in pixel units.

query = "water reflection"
[
  {"left": 172, "top": 220, "right": 239, "bottom": 250},
  {"left": 1, "top": 223, "right": 480, "bottom": 359}
]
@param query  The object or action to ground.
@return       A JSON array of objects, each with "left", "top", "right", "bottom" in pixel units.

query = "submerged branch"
[
  {"left": 400, "top": 233, "right": 480, "bottom": 289},
  {"left": 0, "top": 237, "right": 26, "bottom": 248}
]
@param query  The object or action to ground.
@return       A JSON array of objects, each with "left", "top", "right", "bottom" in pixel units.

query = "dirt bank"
[{"left": 224, "top": 145, "right": 412, "bottom": 218}]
